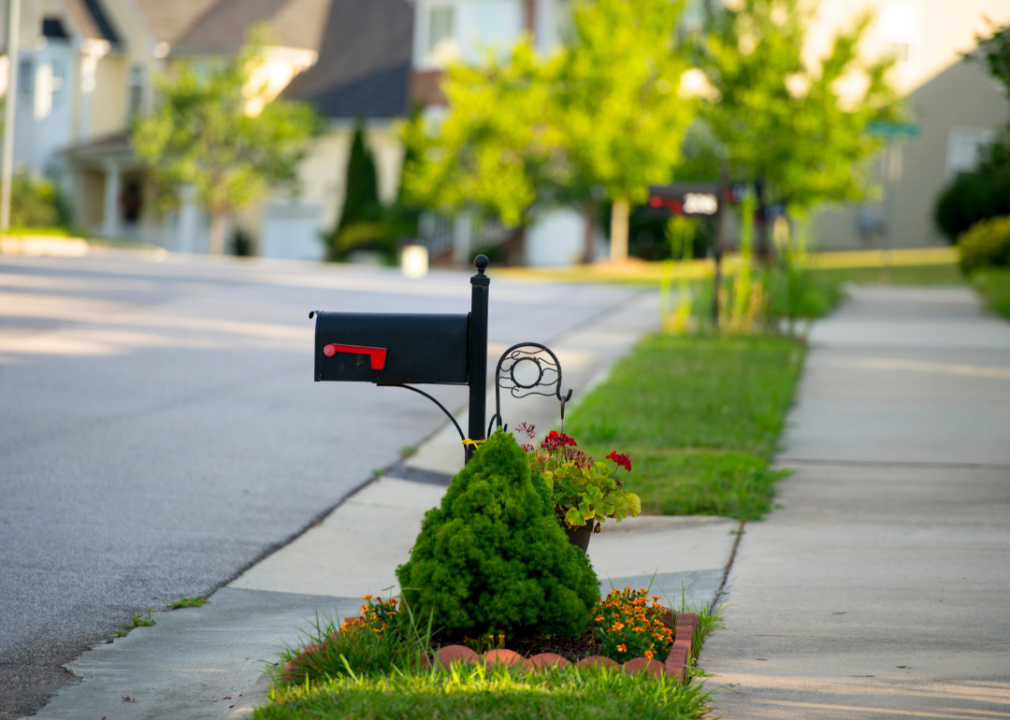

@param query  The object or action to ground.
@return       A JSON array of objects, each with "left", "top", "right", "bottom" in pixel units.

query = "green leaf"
[{"left": 565, "top": 507, "right": 586, "bottom": 528}]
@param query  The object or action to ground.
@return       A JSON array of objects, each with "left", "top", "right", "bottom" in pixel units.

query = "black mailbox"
[{"left": 314, "top": 312, "right": 470, "bottom": 385}]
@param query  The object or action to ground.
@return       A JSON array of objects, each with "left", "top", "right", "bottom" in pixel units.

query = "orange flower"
[
  {"left": 362, "top": 594, "right": 373, "bottom": 601},
  {"left": 617, "top": 644, "right": 627, "bottom": 652},
  {"left": 595, "top": 615, "right": 604, "bottom": 622},
  {"left": 645, "top": 650, "right": 655, "bottom": 659},
  {"left": 612, "top": 622, "right": 625, "bottom": 631}
]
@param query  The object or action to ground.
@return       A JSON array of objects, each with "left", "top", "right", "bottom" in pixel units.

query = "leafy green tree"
[
  {"left": 555, "top": 0, "right": 696, "bottom": 261},
  {"left": 403, "top": 0, "right": 696, "bottom": 262},
  {"left": 699, "top": 0, "right": 898, "bottom": 214},
  {"left": 401, "top": 40, "right": 564, "bottom": 228},
  {"left": 132, "top": 27, "right": 322, "bottom": 254},
  {"left": 971, "top": 18, "right": 1010, "bottom": 96}
]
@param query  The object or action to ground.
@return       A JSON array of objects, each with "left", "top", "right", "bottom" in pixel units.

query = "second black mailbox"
[{"left": 313, "top": 312, "right": 470, "bottom": 385}]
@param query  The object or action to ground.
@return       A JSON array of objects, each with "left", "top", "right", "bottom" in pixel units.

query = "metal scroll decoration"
[{"left": 488, "top": 342, "right": 573, "bottom": 436}]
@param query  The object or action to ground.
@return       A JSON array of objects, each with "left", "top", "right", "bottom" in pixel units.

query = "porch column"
[{"left": 101, "top": 160, "right": 121, "bottom": 238}]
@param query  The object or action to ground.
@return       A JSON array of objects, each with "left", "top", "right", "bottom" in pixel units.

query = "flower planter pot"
[{"left": 564, "top": 519, "right": 595, "bottom": 552}]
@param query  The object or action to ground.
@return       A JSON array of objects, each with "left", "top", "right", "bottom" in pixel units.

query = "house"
[
  {"left": 1, "top": 0, "right": 580, "bottom": 263},
  {"left": 2, "top": 0, "right": 413, "bottom": 260},
  {"left": 2, "top": 0, "right": 589, "bottom": 265}
]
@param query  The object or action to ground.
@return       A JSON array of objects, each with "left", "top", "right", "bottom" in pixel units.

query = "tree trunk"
[
  {"left": 609, "top": 199, "right": 629, "bottom": 262},
  {"left": 209, "top": 212, "right": 226, "bottom": 255},
  {"left": 581, "top": 200, "right": 596, "bottom": 264}
]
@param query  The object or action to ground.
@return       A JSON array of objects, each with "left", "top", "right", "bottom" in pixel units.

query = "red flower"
[
  {"left": 541, "top": 431, "right": 578, "bottom": 451},
  {"left": 606, "top": 451, "right": 632, "bottom": 472}
]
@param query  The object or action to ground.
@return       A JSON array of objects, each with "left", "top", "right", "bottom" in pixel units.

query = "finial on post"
[{"left": 474, "top": 254, "right": 489, "bottom": 275}]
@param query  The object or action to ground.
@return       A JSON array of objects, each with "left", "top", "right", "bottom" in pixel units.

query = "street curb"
[{"left": 222, "top": 672, "right": 272, "bottom": 718}]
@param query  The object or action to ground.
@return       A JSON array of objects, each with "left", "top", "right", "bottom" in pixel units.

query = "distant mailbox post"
[
  {"left": 646, "top": 182, "right": 721, "bottom": 217},
  {"left": 310, "top": 256, "right": 572, "bottom": 464}
]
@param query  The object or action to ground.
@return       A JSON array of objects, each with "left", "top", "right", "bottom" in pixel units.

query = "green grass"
[
  {"left": 3, "top": 226, "right": 71, "bottom": 237},
  {"left": 117, "top": 610, "right": 156, "bottom": 636},
  {"left": 256, "top": 664, "right": 714, "bottom": 720},
  {"left": 971, "top": 269, "right": 1010, "bottom": 321},
  {"left": 565, "top": 335, "right": 804, "bottom": 520},
  {"left": 810, "top": 263, "right": 965, "bottom": 286},
  {"left": 169, "top": 597, "right": 207, "bottom": 609}
]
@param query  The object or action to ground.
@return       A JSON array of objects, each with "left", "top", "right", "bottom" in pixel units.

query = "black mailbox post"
[{"left": 311, "top": 255, "right": 570, "bottom": 464}]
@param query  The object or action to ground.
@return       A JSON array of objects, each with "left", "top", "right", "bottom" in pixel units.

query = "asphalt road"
[{"left": 0, "top": 251, "right": 641, "bottom": 719}]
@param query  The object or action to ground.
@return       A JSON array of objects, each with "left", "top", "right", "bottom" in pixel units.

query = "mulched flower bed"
[{"left": 284, "top": 608, "right": 699, "bottom": 683}]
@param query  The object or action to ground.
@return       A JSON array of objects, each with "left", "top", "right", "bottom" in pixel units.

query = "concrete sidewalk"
[
  {"left": 705, "top": 287, "right": 1010, "bottom": 719},
  {"left": 31, "top": 290, "right": 741, "bottom": 720}
]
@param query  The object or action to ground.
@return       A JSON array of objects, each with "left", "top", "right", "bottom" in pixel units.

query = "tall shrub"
[
  {"left": 934, "top": 166, "right": 1010, "bottom": 243},
  {"left": 396, "top": 430, "right": 599, "bottom": 639},
  {"left": 327, "top": 121, "right": 387, "bottom": 259}
]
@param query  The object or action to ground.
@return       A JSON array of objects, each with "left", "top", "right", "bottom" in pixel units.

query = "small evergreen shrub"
[
  {"left": 959, "top": 216, "right": 1010, "bottom": 273},
  {"left": 396, "top": 429, "right": 599, "bottom": 639},
  {"left": 10, "top": 174, "right": 72, "bottom": 229}
]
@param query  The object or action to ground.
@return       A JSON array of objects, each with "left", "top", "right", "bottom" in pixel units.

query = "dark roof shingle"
[{"left": 283, "top": 0, "right": 414, "bottom": 119}]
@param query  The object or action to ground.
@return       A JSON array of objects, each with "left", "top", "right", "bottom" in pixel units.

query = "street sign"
[{"left": 866, "top": 121, "right": 920, "bottom": 139}]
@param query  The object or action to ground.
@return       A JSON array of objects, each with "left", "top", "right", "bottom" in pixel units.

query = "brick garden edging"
[{"left": 283, "top": 609, "right": 699, "bottom": 683}]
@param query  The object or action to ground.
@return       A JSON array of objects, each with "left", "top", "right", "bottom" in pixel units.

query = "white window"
[
  {"left": 34, "top": 62, "right": 53, "bottom": 120},
  {"left": 947, "top": 127, "right": 996, "bottom": 176},
  {"left": 51, "top": 59, "right": 65, "bottom": 109},
  {"left": 428, "top": 6, "right": 454, "bottom": 54},
  {"left": 128, "top": 65, "right": 146, "bottom": 116},
  {"left": 18, "top": 59, "right": 32, "bottom": 103},
  {"left": 879, "top": 1, "right": 923, "bottom": 74}
]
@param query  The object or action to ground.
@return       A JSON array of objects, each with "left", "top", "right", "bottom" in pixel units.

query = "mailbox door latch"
[{"left": 323, "top": 344, "right": 387, "bottom": 370}]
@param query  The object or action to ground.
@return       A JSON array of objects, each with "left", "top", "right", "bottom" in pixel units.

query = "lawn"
[
  {"left": 810, "top": 262, "right": 965, "bottom": 286},
  {"left": 256, "top": 664, "right": 713, "bottom": 720},
  {"left": 565, "top": 335, "right": 805, "bottom": 520},
  {"left": 971, "top": 269, "right": 1010, "bottom": 321}
]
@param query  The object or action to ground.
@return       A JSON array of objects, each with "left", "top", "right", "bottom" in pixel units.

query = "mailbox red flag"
[{"left": 323, "top": 344, "right": 387, "bottom": 370}]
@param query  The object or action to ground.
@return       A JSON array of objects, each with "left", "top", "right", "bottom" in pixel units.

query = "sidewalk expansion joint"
[{"left": 712, "top": 519, "right": 746, "bottom": 616}]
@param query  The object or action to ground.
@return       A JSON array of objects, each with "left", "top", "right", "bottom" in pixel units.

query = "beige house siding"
[
  {"left": 77, "top": 169, "right": 105, "bottom": 228},
  {"left": 89, "top": 56, "right": 128, "bottom": 137}
]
